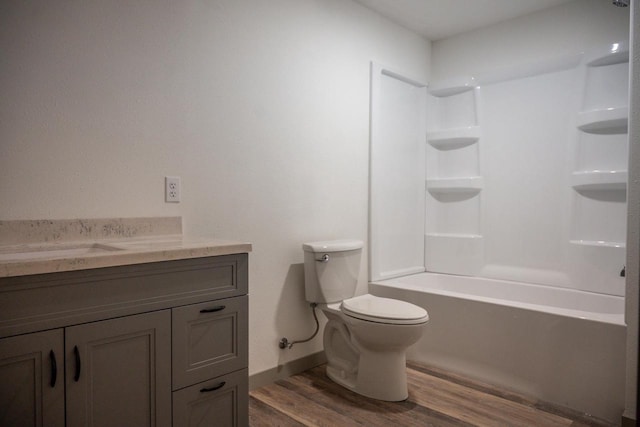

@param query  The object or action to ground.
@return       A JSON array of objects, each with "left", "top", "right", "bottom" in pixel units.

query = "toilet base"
[
  {"left": 326, "top": 350, "right": 409, "bottom": 402},
  {"left": 320, "top": 304, "right": 423, "bottom": 402}
]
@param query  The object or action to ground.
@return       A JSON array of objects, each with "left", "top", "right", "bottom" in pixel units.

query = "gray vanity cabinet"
[{"left": 0, "top": 253, "right": 249, "bottom": 427}]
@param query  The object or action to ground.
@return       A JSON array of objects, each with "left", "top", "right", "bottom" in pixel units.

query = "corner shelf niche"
[
  {"left": 427, "top": 126, "right": 481, "bottom": 150},
  {"left": 585, "top": 41, "right": 629, "bottom": 67},
  {"left": 427, "top": 176, "right": 484, "bottom": 194},
  {"left": 570, "top": 240, "right": 625, "bottom": 249},
  {"left": 428, "top": 76, "right": 476, "bottom": 98},
  {"left": 576, "top": 107, "right": 628, "bottom": 134},
  {"left": 567, "top": 238, "right": 625, "bottom": 296},
  {"left": 425, "top": 233, "right": 482, "bottom": 239},
  {"left": 571, "top": 170, "right": 627, "bottom": 191},
  {"left": 570, "top": 40, "right": 629, "bottom": 253},
  {"left": 425, "top": 75, "right": 483, "bottom": 276},
  {"left": 425, "top": 233, "right": 484, "bottom": 276}
]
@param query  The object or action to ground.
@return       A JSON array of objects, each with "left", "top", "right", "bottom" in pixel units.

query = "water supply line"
[{"left": 279, "top": 303, "right": 319, "bottom": 349}]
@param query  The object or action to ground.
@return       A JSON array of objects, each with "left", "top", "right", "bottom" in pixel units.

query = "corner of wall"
[{"left": 624, "top": 0, "right": 639, "bottom": 422}]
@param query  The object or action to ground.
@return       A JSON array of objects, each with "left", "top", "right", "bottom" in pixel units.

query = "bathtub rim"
[{"left": 369, "top": 272, "right": 625, "bottom": 326}]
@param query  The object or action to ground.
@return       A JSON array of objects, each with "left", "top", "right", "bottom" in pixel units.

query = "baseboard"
[
  {"left": 621, "top": 415, "right": 637, "bottom": 427},
  {"left": 249, "top": 351, "right": 326, "bottom": 390}
]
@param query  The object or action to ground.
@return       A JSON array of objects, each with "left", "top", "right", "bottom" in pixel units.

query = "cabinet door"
[
  {"left": 172, "top": 368, "right": 248, "bottom": 427},
  {"left": 0, "top": 329, "right": 65, "bottom": 427},
  {"left": 65, "top": 310, "right": 171, "bottom": 427},
  {"left": 172, "top": 296, "right": 248, "bottom": 390}
]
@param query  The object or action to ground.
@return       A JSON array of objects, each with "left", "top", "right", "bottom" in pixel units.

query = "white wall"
[
  {"left": 431, "top": 0, "right": 629, "bottom": 81},
  {"left": 0, "top": 0, "right": 430, "bottom": 376}
]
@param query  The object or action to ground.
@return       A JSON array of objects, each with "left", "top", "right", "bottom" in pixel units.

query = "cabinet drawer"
[
  {"left": 172, "top": 368, "right": 248, "bottom": 427},
  {"left": 0, "top": 254, "right": 248, "bottom": 339},
  {"left": 172, "top": 296, "right": 248, "bottom": 390}
]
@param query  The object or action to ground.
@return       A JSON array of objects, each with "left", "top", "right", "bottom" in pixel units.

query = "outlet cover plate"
[{"left": 165, "top": 176, "right": 181, "bottom": 203}]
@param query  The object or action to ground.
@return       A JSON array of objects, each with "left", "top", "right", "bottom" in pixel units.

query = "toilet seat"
[{"left": 340, "top": 294, "right": 428, "bottom": 325}]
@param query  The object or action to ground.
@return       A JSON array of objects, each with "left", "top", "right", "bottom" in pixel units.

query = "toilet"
[{"left": 302, "top": 239, "right": 428, "bottom": 401}]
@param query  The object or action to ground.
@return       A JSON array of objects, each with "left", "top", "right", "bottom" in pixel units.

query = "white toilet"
[{"left": 302, "top": 239, "right": 428, "bottom": 401}]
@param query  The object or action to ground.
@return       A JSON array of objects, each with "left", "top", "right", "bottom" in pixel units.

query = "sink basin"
[{"left": 0, "top": 243, "right": 124, "bottom": 262}]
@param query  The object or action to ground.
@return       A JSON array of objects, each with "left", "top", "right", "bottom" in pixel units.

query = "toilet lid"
[{"left": 341, "top": 294, "right": 428, "bottom": 325}]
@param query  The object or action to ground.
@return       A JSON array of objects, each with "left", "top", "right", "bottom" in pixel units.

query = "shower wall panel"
[
  {"left": 424, "top": 42, "right": 628, "bottom": 296},
  {"left": 369, "top": 64, "right": 427, "bottom": 281}
]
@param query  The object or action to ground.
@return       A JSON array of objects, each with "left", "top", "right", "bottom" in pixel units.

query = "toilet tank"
[{"left": 302, "top": 239, "right": 363, "bottom": 303}]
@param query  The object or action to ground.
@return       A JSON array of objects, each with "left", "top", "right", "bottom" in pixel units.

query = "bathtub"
[{"left": 369, "top": 272, "right": 626, "bottom": 423}]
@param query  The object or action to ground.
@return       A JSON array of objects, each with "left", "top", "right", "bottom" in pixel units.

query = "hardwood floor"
[{"left": 249, "top": 362, "right": 617, "bottom": 427}]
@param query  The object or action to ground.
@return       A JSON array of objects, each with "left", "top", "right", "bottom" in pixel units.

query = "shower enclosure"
[
  {"left": 371, "top": 41, "right": 628, "bottom": 296},
  {"left": 368, "top": 40, "right": 629, "bottom": 421}
]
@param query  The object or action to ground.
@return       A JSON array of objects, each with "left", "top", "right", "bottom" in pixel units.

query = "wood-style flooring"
[{"left": 249, "top": 362, "right": 616, "bottom": 427}]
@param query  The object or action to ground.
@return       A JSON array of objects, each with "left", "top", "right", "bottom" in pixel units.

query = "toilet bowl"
[
  {"left": 321, "top": 294, "right": 428, "bottom": 401},
  {"left": 302, "top": 240, "right": 429, "bottom": 401}
]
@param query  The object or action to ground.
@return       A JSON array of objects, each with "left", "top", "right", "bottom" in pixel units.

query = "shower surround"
[{"left": 369, "top": 40, "right": 629, "bottom": 422}]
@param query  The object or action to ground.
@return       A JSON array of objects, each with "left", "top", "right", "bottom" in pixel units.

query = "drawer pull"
[
  {"left": 200, "top": 381, "right": 226, "bottom": 393},
  {"left": 73, "top": 345, "right": 81, "bottom": 382},
  {"left": 200, "top": 305, "right": 226, "bottom": 314},
  {"left": 49, "top": 350, "right": 57, "bottom": 388}
]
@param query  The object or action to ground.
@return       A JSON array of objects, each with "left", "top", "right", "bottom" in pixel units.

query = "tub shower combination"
[{"left": 369, "top": 41, "right": 628, "bottom": 422}]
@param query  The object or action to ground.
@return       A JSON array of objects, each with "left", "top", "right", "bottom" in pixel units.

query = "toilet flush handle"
[{"left": 317, "top": 254, "right": 330, "bottom": 263}]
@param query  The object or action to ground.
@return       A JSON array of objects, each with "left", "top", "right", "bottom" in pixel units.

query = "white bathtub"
[{"left": 369, "top": 272, "right": 626, "bottom": 423}]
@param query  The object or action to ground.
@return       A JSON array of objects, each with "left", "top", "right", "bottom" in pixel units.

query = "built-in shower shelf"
[
  {"left": 425, "top": 233, "right": 484, "bottom": 276},
  {"left": 585, "top": 41, "right": 629, "bottom": 67},
  {"left": 576, "top": 107, "right": 628, "bottom": 134},
  {"left": 571, "top": 170, "right": 627, "bottom": 191},
  {"left": 428, "top": 76, "right": 476, "bottom": 97},
  {"left": 426, "top": 233, "right": 482, "bottom": 239},
  {"left": 570, "top": 240, "right": 625, "bottom": 249},
  {"left": 426, "top": 177, "right": 484, "bottom": 194},
  {"left": 427, "top": 126, "right": 480, "bottom": 150}
]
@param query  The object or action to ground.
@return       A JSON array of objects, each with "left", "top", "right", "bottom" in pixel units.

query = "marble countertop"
[{"left": 0, "top": 217, "right": 252, "bottom": 278}]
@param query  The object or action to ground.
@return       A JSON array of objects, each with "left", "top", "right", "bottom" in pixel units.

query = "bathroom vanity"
[{"left": 0, "top": 217, "right": 251, "bottom": 426}]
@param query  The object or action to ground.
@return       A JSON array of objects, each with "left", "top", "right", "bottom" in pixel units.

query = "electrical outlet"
[{"left": 165, "top": 176, "right": 181, "bottom": 203}]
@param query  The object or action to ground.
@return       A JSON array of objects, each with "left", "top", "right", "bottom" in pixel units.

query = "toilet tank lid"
[{"left": 302, "top": 239, "right": 363, "bottom": 253}]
